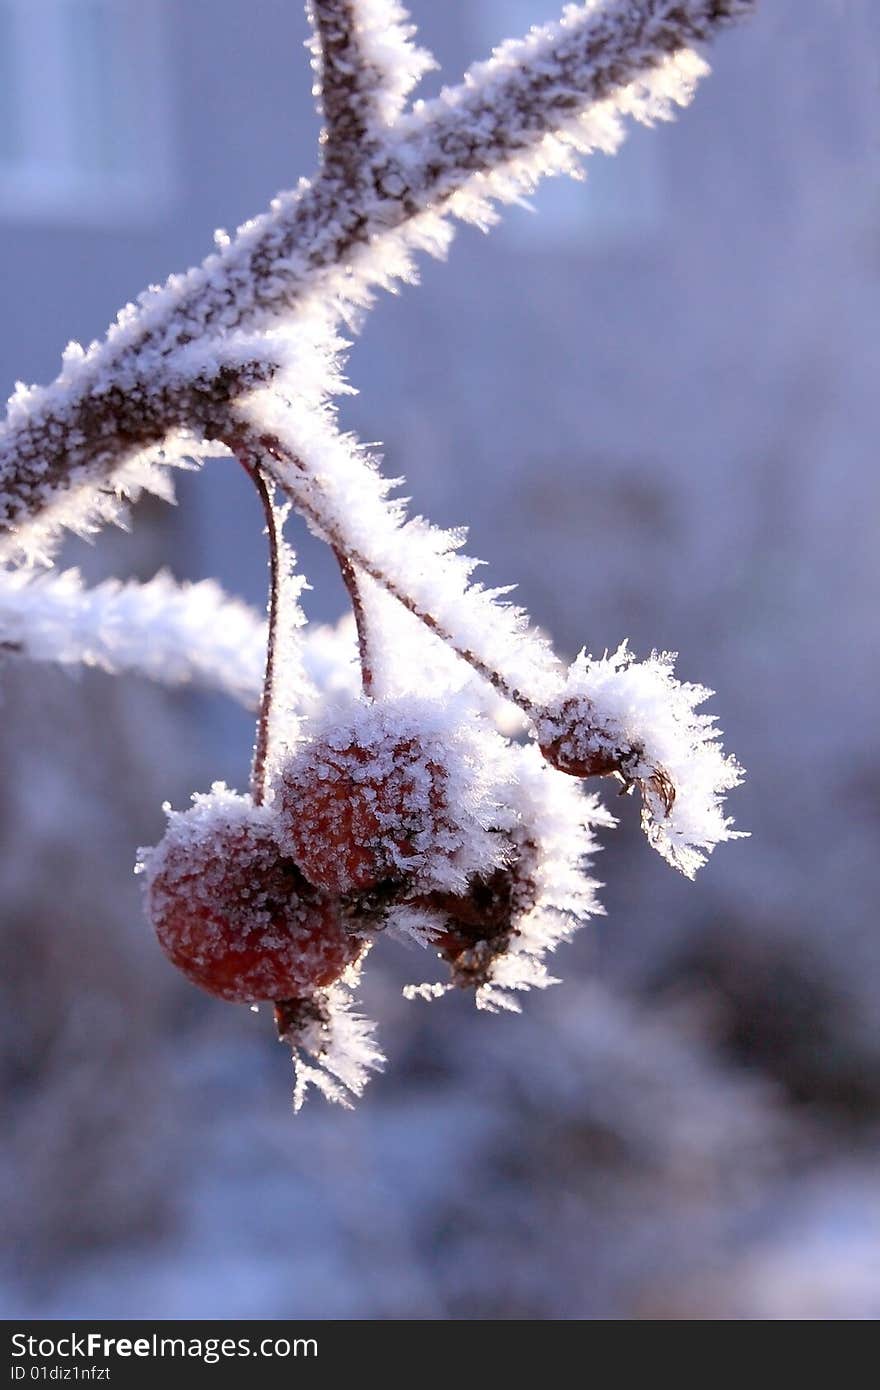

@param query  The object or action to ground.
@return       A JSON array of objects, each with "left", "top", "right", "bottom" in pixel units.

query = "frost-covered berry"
[
  {"left": 276, "top": 735, "right": 446, "bottom": 895},
  {"left": 421, "top": 859, "right": 535, "bottom": 965},
  {"left": 536, "top": 644, "right": 744, "bottom": 877},
  {"left": 537, "top": 696, "right": 627, "bottom": 781},
  {"left": 401, "top": 746, "right": 613, "bottom": 1010},
  {"left": 273, "top": 696, "right": 510, "bottom": 897},
  {"left": 140, "top": 786, "right": 362, "bottom": 1002}
]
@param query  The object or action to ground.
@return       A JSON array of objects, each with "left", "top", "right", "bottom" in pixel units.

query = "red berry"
[
  {"left": 275, "top": 733, "right": 451, "bottom": 896},
  {"left": 537, "top": 696, "right": 623, "bottom": 779},
  {"left": 538, "top": 698, "right": 677, "bottom": 815},
  {"left": 419, "top": 854, "right": 538, "bottom": 985},
  {"left": 144, "top": 804, "right": 362, "bottom": 1002}
]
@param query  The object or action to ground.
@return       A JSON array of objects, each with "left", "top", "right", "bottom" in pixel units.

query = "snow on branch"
[
  {"left": 394, "top": 0, "right": 750, "bottom": 230},
  {"left": 0, "top": 0, "right": 751, "bottom": 563}
]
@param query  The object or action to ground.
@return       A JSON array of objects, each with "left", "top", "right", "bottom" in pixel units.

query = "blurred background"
[{"left": 1, "top": 0, "right": 879, "bottom": 1319}]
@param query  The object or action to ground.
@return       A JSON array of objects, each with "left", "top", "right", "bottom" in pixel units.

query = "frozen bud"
[
  {"left": 273, "top": 695, "right": 511, "bottom": 898},
  {"left": 140, "top": 785, "right": 363, "bottom": 1003}
]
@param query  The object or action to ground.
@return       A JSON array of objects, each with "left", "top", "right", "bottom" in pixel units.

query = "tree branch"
[
  {"left": 0, "top": 0, "right": 752, "bottom": 561},
  {"left": 0, "top": 567, "right": 269, "bottom": 704},
  {"left": 310, "top": 1, "right": 433, "bottom": 172},
  {"left": 310, "top": 0, "right": 380, "bottom": 181},
  {"left": 309, "top": 0, "right": 429, "bottom": 182}
]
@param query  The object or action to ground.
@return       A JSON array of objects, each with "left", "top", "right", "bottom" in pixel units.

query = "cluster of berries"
[{"left": 141, "top": 695, "right": 604, "bottom": 1093}]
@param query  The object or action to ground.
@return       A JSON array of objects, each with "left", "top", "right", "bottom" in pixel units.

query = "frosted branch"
[
  {"left": 308, "top": 1, "right": 433, "bottom": 179},
  {"left": 0, "top": 568, "right": 272, "bottom": 705},
  {"left": 0, "top": 0, "right": 756, "bottom": 1110},
  {"left": 223, "top": 410, "right": 746, "bottom": 876},
  {"left": 0, "top": 562, "right": 527, "bottom": 727},
  {"left": 0, "top": 0, "right": 751, "bottom": 561},
  {"left": 309, "top": 0, "right": 382, "bottom": 179}
]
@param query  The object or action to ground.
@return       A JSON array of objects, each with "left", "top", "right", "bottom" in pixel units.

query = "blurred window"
[
  {"left": 0, "top": 0, "right": 172, "bottom": 224},
  {"left": 475, "top": 1, "right": 663, "bottom": 249}
]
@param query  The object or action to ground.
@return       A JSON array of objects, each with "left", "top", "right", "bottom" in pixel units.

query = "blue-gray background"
[{"left": 2, "top": 0, "right": 878, "bottom": 1318}]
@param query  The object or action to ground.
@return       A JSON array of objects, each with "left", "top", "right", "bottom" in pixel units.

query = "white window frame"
[{"left": 0, "top": 0, "right": 173, "bottom": 225}]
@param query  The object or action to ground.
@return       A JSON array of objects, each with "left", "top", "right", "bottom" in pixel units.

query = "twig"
[
  {"left": 235, "top": 424, "right": 542, "bottom": 715},
  {"left": 333, "top": 548, "right": 374, "bottom": 697},
  {"left": 310, "top": 0, "right": 381, "bottom": 180},
  {"left": 237, "top": 456, "right": 282, "bottom": 805}
]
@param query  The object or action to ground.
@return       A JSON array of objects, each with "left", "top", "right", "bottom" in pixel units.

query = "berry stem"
[
  {"left": 237, "top": 454, "right": 281, "bottom": 806},
  {"left": 230, "top": 426, "right": 541, "bottom": 719},
  {"left": 333, "top": 548, "right": 374, "bottom": 697}
]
